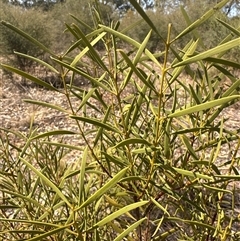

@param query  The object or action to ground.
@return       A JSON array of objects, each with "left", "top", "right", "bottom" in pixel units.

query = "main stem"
[{"left": 155, "top": 23, "right": 172, "bottom": 146}]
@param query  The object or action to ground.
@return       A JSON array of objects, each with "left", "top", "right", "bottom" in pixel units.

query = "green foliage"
[
  {"left": 0, "top": 3, "right": 53, "bottom": 71},
  {"left": 1, "top": 0, "right": 240, "bottom": 240},
  {"left": 169, "top": 1, "right": 240, "bottom": 61},
  {"left": 120, "top": 9, "right": 169, "bottom": 53},
  {"left": 1, "top": 0, "right": 64, "bottom": 11}
]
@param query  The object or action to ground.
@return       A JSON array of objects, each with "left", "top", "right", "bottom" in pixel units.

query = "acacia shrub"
[{"left": 0, "top": 0, "right": 240, "bottom": 240}]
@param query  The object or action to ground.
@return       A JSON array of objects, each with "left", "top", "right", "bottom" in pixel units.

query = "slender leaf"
[
  {"left": 25, "top": 225, "right": 70, "bottom": 241},
  {"left": 70, "top": 116, "right": 120, "bottom": 133},
  {"left": 119, "top": 51, "right": 156, "bottom": 93},
  {"left": 180, "top": 6, "right": 205, "bottom": 48},
  {"left": 214, "top": 175, "right": 240, "bottom": 180},
  {"left": 114, "top": 138, "right": 152, "bottom": 149},
  {"left": 19, "top": 157, "right": 72, "bottom": 207},
  {"left": 50, "top": 57, "right": 113, "bottom": 93},
  {"left": 1, "top": 20, "right": 55, "bottom": 56},
  {"left": 76, "top": 167, "right": 128, "bottom": 210},
  {"left": 23, "top": 99, "right": 69, "bottom": 114},
  {"left": 173, "top": 167, "right": 213, "bottom": 180},
  {"left": 133, "top": 30, "right": 152, "bottom": 65},
  {"left": 217, "top": 18, "right": 240, "bottom": 36},
  {"left": 70, "top": 31, "right": 106, "bottom": 67},
  {"left": 0, "top": 64, "right": 60, "bottom": 92},
  {"left": 92, "top": 201, "right": 148, "bottom": 228},
  {"left": 0, "top": 190, "right": 45, "bottom": 210},
  {"left": 70, "top": 14, "right": 94, "bottom": 32},
  {"left": 77, "top": 88, "right": 96, "bottom": 111},
  {"left": 30, "top": 130, "right": 76, "bottom": 140},
  {"left": 93, "top": 106, "right": 112, "bottom": 146},
  {"left": 204, "top": 57, "right": 240, "bottom": 69},
  {"left": 172, "top": 0, "right": 230, "bottom": 41},
  {"left": 79, "top": 147, "right": 88, "bottom": 205},
  {"left": 99, "top": 25, "right": 157, "bottom": 62},
  {"left": 0, "top": 218, "right": 60, "bottom": 228},
  {"left": 114, "top": 217, "right": 147, "bottom": 241},
  {"left": 43, "top": 141, "right": 84, "bottom": 151},
  {"left": 13, "top": 51, "right": 59, "bottom": 74},
  {"left": 150, "top": 197, "right": 170, "bottom": 216},
  {"left": 168, "top": 95, "right": 240, "bottom": 118},
  {"left": 173, "top": 37, "right": 240, "bottom": 67},
  {"left": 128, "top": 0, "right": 165, "bottom": 42},
  {"left": 166, "top": 217, "right": 217, "bottom": 230},
  {"left": 180, "top": 135, "right": 199, "bottom": 160}
]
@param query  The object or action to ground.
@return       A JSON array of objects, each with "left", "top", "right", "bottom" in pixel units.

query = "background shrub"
[{"left": 0, "top": 3, "right": 53, "bottom": 74}]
